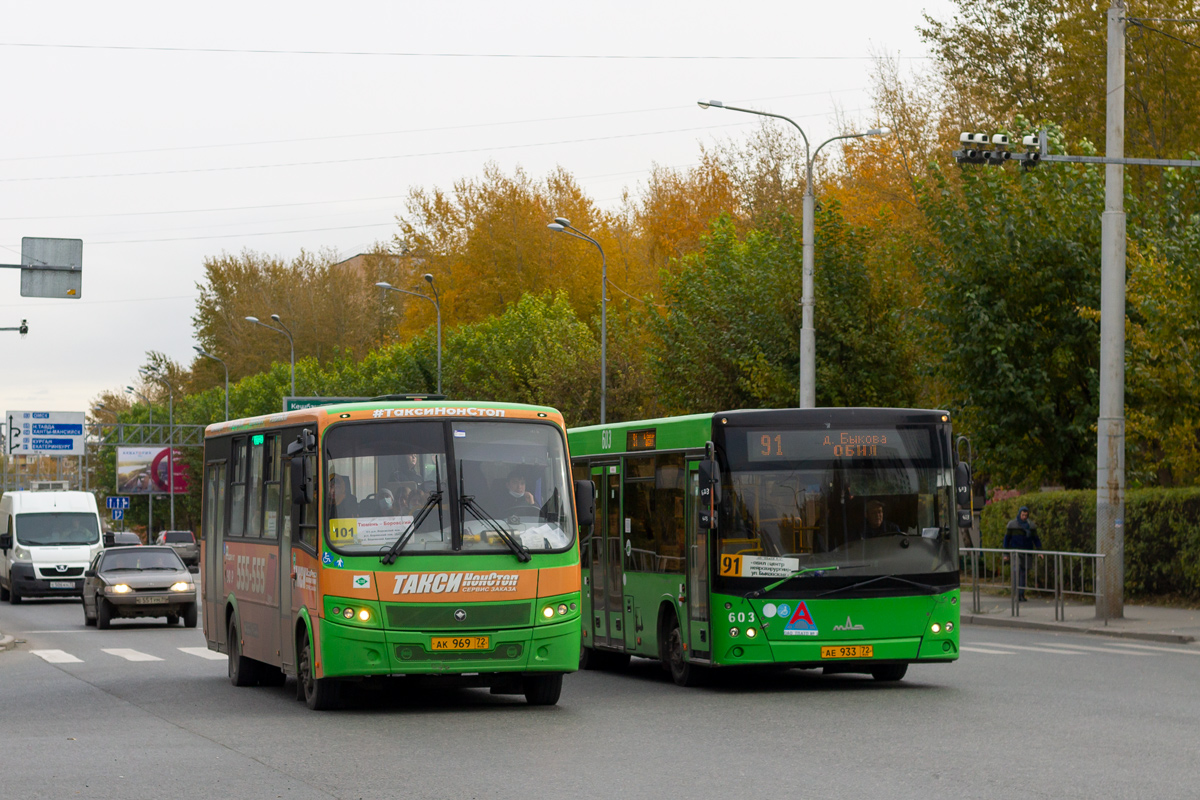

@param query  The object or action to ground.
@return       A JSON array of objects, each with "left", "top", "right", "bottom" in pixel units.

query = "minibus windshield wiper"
[
  {"left": 815, "top": 574, "right": 942, "bottom": 598},
  {"left": 380, "top": 490, "right": 443, "bottom": 565},
  {"left": 460, "top": 495, "right": 531, "bottom": 563}
]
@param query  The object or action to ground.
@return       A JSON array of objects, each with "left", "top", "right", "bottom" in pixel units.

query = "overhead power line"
[
  {"left": 0, "top": 41, "right": 926, "bottom": 61},
  {"left": 1127, "top": 20, "right": 1200, "bottom": 50}
]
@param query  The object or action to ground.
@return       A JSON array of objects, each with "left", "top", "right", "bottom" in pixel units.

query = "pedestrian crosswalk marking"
[
  {"left": 102, "top": 648, "right": 163, "bottom": 662},
  {"left": 179, "top": 647, "right": 226, "bottom": 661},
  {"left": 1106, "top": 641, "right": 1200, "bottom": 656},
  {"left": 975, "top": 642, "right": 1083, "bottom": 655},
  {"left": 960, "top": 646, "right": 1016, "bottom": 655},
  {"left": 30, "top": 649, "right": 83, "bottom": 664}
]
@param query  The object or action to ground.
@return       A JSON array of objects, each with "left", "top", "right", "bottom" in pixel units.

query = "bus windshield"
[
  {"left": 14, "top": 512, "right": 100, "bottom": 546},
  {"left": 325, "top": 420, "right": 575, "bottom": 556},
  {"left": 716, "top": 424, "right": 956, "bottom": 586}
]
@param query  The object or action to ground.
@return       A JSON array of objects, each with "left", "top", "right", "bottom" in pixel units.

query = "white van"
[{"left": 0, "top": 490, "right": 104, "bottom": 603}]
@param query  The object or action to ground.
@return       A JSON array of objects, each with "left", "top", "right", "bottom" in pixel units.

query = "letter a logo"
[{"left": 783, "top": 601, "right": 818, "bottom": 636}]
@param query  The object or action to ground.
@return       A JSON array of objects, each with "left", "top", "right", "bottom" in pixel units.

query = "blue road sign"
[
  {"left": 112, "top": 509, "right": 124, "bottom": 521},
  {"left": 106, "top": 496, "right": 130, "bottom": 510}
]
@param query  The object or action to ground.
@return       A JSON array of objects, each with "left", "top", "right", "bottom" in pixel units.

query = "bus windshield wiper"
[
  {"left": 815, "top": 573, "right": 942, "bottom": 598},
  {"left": 460, "top": 494, "right": 531, "bottom": 563},
  {"left": 745, "top": 566, "right": 841, "bottom": 598},
  {"left": 380, "top": 490, "right": 443, "bottom": 565}
]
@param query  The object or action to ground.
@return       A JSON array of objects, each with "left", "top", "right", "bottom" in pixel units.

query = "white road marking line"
[
  {"left": 178, "top": 647, "right": 226, "bottom": 661},
  {"left": 960, "top": 646, "right": 1016, "bottom": 654},
  {"left": 30, "top": 649, "right": 83, "bottom": 663},
  {"left": 1104, "top": 641, "right": 1200, "bottom": 656},
  {"left": 102, "top": 648, "right": 163, "bottom": 662},
  {"left": 1048, "top": 643, "right": 1156, "bottom": 656},
  {"left": 22, "top": 630, "right": 88, "bottom": 634},
  {"left": 974, "top": 642, "right": 1084, "bottom": 655}
]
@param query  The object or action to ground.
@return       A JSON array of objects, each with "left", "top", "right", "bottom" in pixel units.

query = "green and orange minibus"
[{"left": 200, "top": 399, "right": 590, "bottom": 709}]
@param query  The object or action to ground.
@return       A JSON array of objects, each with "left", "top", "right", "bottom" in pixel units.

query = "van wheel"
[
  {"left": 523, "top": 673, "right": 563, "bottom": 706},
  {"left": 227, "top": 618, "right": 259, "bottom": 687},
  {"left": 298, "top": 629, "right": 340, "bottom": 710},
  {"left": 97, "top": 599, "right": 112, "bottom": 629},
  {"left": 182, "top": 603, "right": 198, "bottom": 628}
]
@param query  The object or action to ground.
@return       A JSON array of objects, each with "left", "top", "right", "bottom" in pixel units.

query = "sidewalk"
[{"left": 962, "top": 592, "right": 1200, "bottom": 644}]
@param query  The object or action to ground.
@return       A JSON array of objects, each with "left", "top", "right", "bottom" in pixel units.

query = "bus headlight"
[
  {"left": 745, "top": 627, "right": 757, "bottom": 638},
  {"left": 946, "top": 622, "right": 954, "bottom": 632},
  {"left": 931, "top": 623, "right": 942, "bottom": 634},
  {"left": 343, "top": 607, "right": 354, "bottom": 619},
  {"left": 729, "top": 627, "right": 740, "bottom": 638},
  {"left": 557, "top": 604, "right": 569, "bottom": 615}
]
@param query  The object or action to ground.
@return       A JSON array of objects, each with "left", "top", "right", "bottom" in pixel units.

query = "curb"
[{"left": 961, "top": 614, "right": 1196, "bottom": 645}]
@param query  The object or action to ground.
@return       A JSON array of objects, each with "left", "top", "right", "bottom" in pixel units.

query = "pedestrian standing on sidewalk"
[{"left": 1003, "top": 506, "right": 1043, "bottom": 600}]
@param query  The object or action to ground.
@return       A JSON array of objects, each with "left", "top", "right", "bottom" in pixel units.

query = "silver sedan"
[{"left": 82, "top": 545, "right": 199, "bottom": 628}]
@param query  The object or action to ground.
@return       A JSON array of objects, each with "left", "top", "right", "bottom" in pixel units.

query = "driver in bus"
[
  {"left": 329, "top": 473, "right": 361, "bottom": 519},
  {"left": 503, "top": 469, "right": 535, "bottom": 507},
  {"left": 863, "top": 500, "right": 903, "bottom": 538}
]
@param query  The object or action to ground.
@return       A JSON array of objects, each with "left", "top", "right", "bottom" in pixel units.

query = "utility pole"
[{"left": 1096, "top": 0, "right": 1126, "bottom": 620}]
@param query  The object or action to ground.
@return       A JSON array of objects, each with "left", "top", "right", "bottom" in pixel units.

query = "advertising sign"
[
  {"left": 6, "top": 410, "right": 85, "bottom": 456},
  {"left": 116, "top": 446, "right": 189, "bottom": 494}
]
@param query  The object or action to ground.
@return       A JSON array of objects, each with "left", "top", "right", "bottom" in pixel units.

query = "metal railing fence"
[{"left": 960, "top": 547, "right": 1105, "bottom": 620}]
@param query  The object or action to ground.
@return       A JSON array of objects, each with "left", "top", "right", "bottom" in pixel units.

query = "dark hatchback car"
[{"left": 82, "top": 545, "right": 199, "bottom": 629}]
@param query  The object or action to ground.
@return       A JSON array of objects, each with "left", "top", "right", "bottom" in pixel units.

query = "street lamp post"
[
  {"left": 698, "top": 99, "right": 889, "bottom": 407},
  {"left": 546, "top": 219, "right": 608, "bottom": 424},
  {"left": 193, "top": 346, "right": 229, "bottom": 420},
  {"left": 245, "top": 315, "right": 295, "bottom": 399},
  {"left": 125, "top": 387, "right": 153, "bottom": 534},
  {"left": 139, "top": 368, "right": 174, "bottom": 531},
  {"left": 376, "top": 276, "right": 442, "bottom": 394}
]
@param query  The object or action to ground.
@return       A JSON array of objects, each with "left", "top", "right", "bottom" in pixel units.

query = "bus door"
[
  {"left": 202, "top": 461, "right": 226, "bottom": 648},
  {"left": 686, "top": 461, "right": 711, "bottom": 662},
  {"left": 590, "top": 463, "right": 625, "bottom": 650},
  {"left": 277, "top": 455, "right": 295, "bottom": 673}
]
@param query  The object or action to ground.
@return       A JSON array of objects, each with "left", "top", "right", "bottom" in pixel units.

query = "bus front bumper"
[{"left": 317, "top": 617, "right": 581, "bottom": 679}]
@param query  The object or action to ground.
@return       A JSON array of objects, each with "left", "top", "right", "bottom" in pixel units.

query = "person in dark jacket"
[{"left": 1003, "top": 506, "right": 1043, "bottom": 600}]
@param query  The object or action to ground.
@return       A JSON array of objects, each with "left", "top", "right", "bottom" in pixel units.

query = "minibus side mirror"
[
  {"left": 290, "top": 459, "right": 312, "bottom": 505},
  {"left": 698, "top": 459, "right": 717, "bottom": 530},
  {"left": 0, "top": 532, "right": 12, "bottom": 550},
  {"left": 574, "top": 480, "right": 596, "bottom": 528},
  {"left": 955, "top": 461, "right": 972, "bottom": 509}
]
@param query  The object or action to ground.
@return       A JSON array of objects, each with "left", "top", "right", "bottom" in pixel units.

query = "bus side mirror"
[
  {"left": 291, "top": 459, "right": 311, "bottom": 505},
  {"left": 0, "top": 532, "right": 12, "bottom": 550},
  {"left": 574, "top": 480, "right": 595, "bottom": 528},
  {"left": 698, "top": 459, "right": 717, "bottom": 530},
  {"left": 955, "top": 462, "right": 971, "bottom": 509}
]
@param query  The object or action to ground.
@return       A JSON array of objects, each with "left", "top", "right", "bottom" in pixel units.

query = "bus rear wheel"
[
  {"left": 227, "top": 618, "right": 260, "bottom": 687},
  {"left": 871, "top": 663, "right": 908, "bottom": 682},
  {"left": 298, "top": 629, "right": 341, "bottom": 710},
  {"left": 522, "top": 673, "right": 563, "bottom": 706}
]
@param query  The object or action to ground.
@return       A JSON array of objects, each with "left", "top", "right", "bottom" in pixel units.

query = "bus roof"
[{"left": 205, "top": 399, "right": 565, "bottom": 438}]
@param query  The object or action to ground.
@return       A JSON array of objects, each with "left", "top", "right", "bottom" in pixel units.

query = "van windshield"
[{"left": 15, "top": 513, "right": 100, "bottom": 546}]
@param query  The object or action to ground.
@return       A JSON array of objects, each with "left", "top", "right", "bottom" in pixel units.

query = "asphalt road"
[{"left": 1, "top": 598, "right": 1196, "bottom": 800}]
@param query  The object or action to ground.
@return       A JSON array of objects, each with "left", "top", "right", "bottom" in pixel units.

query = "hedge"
[{"left": 980, "top": 489, "right": 1200, "bottom": 601}]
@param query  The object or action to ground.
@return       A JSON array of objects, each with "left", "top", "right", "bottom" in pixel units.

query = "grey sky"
[{"left": 0, "top": 0, "right": 948, "bottom": 414}]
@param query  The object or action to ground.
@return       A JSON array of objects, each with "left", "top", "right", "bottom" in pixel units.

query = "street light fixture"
[
  {"left": 139, "top": 367, "right": 175, "bottom": 531},
  {"left": 698, "top": 98, "right": 890, "bottom": 408},
  {"left": 375, "top": 277, "right": 442, "bottom": 394},
  {"left": 547, "top": 218, "right": 609, "bottom": 424},
  {"left": 193, "top": 346, "right": 229, "bottom": 420},
  {"left": 245, "top": 315, "right": 295, "bottom": 398}
]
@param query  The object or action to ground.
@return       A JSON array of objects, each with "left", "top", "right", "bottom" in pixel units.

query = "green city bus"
[
  {"left": 568, "top": 408, "right": 968, "bottom": 685},
  {"left": 201, "top": 399, "right": 592, "bottom": 709}
]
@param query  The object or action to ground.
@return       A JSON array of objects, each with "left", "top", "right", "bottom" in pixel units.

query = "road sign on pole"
[
  {"left": 105, "top": 496, "right": 130, "bottom": 510},
  {"left": 112, "top": 509, "right": 124, "bottom": 521}
]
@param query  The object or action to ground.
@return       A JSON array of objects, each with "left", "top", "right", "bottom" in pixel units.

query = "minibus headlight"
[
  {"left": 358, "top": 609, "right": 370, "bottom": 622},
  {"left": 343, "top": 607, "right": 354, "bottom": 619},
  {"left": 542, "top": 606, "right": 555, "bottom": 619},
  {"left": 557, "top": 604, "right": 569, "bottom": 615}
]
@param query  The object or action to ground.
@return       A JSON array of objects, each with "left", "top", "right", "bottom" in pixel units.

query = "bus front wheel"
[
  {"left": 522, "top": 673, "right": 563, "bottom": 706},
  {"left": 298, "top": 629, "right": 341, "bottom": 710},
  {"left": 664, "top": 615, "right": 704, "bottom": 687}
]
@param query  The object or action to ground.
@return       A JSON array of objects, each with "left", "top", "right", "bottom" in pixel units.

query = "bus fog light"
[
  {"left": 332, "top": 607, "right": 341, "bottom": 616},
  {"left": 358, "top": 609, "right": 370, "bottom": 622},
  {"left": 729, "top": 627, "right": 740, "bottom": 638},
  {"left": 343, "top": 608, "right": 354, "bottom": 619},
  {"left": 745, "top": 627, "right": 757, "bottom": 638},
  {"left": 570, "top": 602, "right": 577, "bottom": 611},
  {"left": 542, "top": 606, "right": 555, "bottom": 618},
  {"left": 931, "top": 623, "right": 941, "bottom": 633},
  {"left": 557, "top": 604, "right": 568, "bottom": 615}
]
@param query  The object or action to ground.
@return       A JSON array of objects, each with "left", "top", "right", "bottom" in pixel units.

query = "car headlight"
[
  {"left": 170, "top": 582, "right": 192, "bottom": 592},
  {"left": 108, "top": 584, "right": 132, "bottom": 594}
]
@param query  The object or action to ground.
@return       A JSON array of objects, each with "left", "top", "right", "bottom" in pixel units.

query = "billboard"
[
  {"left": 6, "top": 410, "right": 85, "bottom": 456},
  {"left": 116, "top": 446, "right": 189, "bottom": 494}
]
